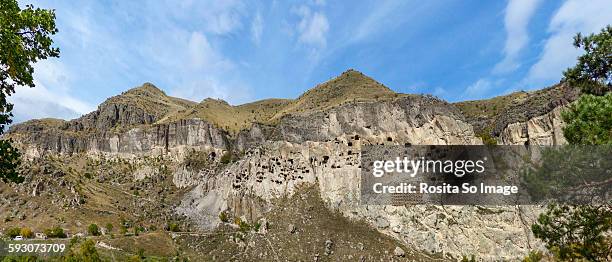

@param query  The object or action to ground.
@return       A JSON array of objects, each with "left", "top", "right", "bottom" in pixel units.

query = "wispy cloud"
[
  {"left": 523, "top": 0, "right": 612, "bottom": 88},
  {"left": 350, "top": 1, "right": 404, "bottom": 43},
  {"left": 460, "top": 79, "right": 495, "bottom": 101},
  {"left": 168, "top": 0, "right": 246, "bottom": 35},
  {"left": 8, "top": 60, "right": 93, "bottom": 123},
  {"left": 293, "top": 5, "right": 329, "bottom": 48},
  {"left": 493, "top": 0, "right": 542, "bottom": 74},
  {"left": 251, "top": 11, "right": 263, "bottom": 45}
]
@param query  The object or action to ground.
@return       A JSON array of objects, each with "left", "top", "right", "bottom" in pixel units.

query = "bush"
[
  {"left": 45, "top": 226, "right": 67, "bottom": 238},
  {"left": 137, "top": 248, "right": 145, "bottom": 259},
  {"left": 234, "top": 217, "right": 251, "bottom": 232},
  {"left": 220, "top": 151, "right": 233, "bottom": 164},
  {"left": 20, "top": 227, "right": 33, "bottom": 239},
  {"left": 167, "top": 222, "right": 180, "bottom": 232},
  {"left": 477, "top": 132, "right": 497, "bottom": 145},
  {"left": 133, "top": 225, "right": 145, "bottom": 236},
  {"left": 523, "top": 251, "right": 543, "bottom": 262},
  {"left": 88, "top": 224, "right": 101, "bottom": 236},
  {"left": 6, "top": 227, "right": 21, "bottom": 238},
  {"left": 184, "top": 150, "right": 210, "bottom": 172},
  {"left": 105, "top": 223, "right": 113, "bottom": 233},
  {"left": 119, "top": 225, "right": 127, "bottom": 235},
  {"left": 239, "top": 221, "right": 251, "bottom": 232},
  {"left": 78, "top": 239, "right": 101, "bottom": 262},
  {"left": 219, "top": 211, "right": 229, "bottom": 223}
]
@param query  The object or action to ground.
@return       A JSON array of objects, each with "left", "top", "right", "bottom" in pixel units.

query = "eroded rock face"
[
  {"left": 498, "top": 106, "right": 567, "bottom": 145},
  {"left": 9, "top": 119, "right": 229, "bottom": 159},
  {"left": 177, "top": 135, "right": 544, "bottom": 260},
  {"left": 9, "top": 93, "right": 556, "bottom": 260},
  {"left": 172, "top": 100, "right": 549, "bottom": 260}
]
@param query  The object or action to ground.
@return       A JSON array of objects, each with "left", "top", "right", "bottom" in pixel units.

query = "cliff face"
[
  {"left": 4, "top": 71, "right": 575, "bottom": 260},
  {"left": 498, "top": 106, "right": 567, "bottom": 145}
]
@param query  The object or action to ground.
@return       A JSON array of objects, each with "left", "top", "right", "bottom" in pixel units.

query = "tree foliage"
[
  {"left": 63, "top": 240, "right": 101, "bottom": 262},
  {"left": 532, "top": 205, "right": 612, "bottom": 261},
  {"left": 561, "top": 93, "right": 612, "bottom": 145},
  {"left": 563, "top": 25, "right": 612, "bottom": 95},
  {"left": 0, "top": 0, "right": 59, "bottom": 183},
  {"left": 0, "top": 139, "right": 21, "bottom": 183},
  {"left": 531, "top": 25, "right": 612, "bottom": 261}
]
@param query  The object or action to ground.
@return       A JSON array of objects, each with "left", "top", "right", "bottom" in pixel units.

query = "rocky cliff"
[{"left": 2, "top": 70, "right": 577, "bottom": 260}]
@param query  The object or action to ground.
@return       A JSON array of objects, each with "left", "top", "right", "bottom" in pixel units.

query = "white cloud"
[
  {"left": 493, "top": 0, "right": 542, "bottom": 74},
  {"left": 462, "top": 79, "right": 493, "bottom": 101},
  {"left": 9, "top": 82, "right": 93, "bottom": 123},
  {"left": 523, "top": 0, "right": 612, "bottom": 87},
  {"left": 251, "top": 12, "right": 263, "bottom": 45},
  {"left": 7, "top": 60, "right": 93, "bottom": 124},
  {"left": 187, "top": 32, "right": 233, "bottom": 71},
  {"left": 312, "top": 0, "right": 326, "bottom": 6},
  {"left": 170, "top": 0, "right": 246, "bottom": 35},
  {"left": 351, "top": 1, "right": 404, "bottom": 43},
  {"left": 433, "top": 87, "right": 448, "bottom": 98},
  {"left": 294, "top": 5, "right": 329, "bottom": 47}
]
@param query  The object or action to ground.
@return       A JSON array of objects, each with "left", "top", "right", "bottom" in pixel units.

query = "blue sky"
[{"left": 9, "top": 0, "right": 612, "bottom": 123}]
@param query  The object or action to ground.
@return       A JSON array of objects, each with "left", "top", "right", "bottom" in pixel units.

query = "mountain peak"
[
  {"left": 299, "top": 69, "right": 395, "bottom": 99},
  {"left": 124, "top": 82, "right": 166, "bottom": 97},
  {"left": 339, "top": 68, "right": 362, "bottom": 76},
  {"left": 268, "top": 69, "right": 399, "bottom": 119}
]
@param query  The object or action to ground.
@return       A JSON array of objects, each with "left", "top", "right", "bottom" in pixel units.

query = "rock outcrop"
[
  {"left": 498, "top": 106, "right": 567, "bottom": 145},
  {"left": 6, "top": 70, "right": 574, "bottom": 260}
]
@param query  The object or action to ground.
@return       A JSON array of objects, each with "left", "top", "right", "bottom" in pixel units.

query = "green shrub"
[
  {"left": 184, "top": 150, "right": 210, "bottom": 171},
  {"left": 137, "top": 248, "right": 145, "bottom": 259},
  {"left": 119, "top": 225, "right": 127, "bottom": 235},
  {"left": 219, "top": 211, "right": 229, "bottom": 223},
  {"left": 6, "top": 227, "right": 21, "bottom": 238},
  {"left": 105, "top": 223, "right": 113, "bottom": 233},
  {"left": 220, "top": 151, "right": 233, "bottom": 164},
  {"left": 477, "top": 132, "right": 497, "bottom": 145},
  {"left": 88, "top": 224, "right": 101, "bottom": 236},
  {"left": 72, "top": 239, "right": 101, "bottom": 262},
  {"left": 167, "top": 222, "right": 180, "bottom": 232},
  {"left": 45, "top": 226, "right": 67, "bottom": 238},
  {"left": 523, "top": 251, "right": 543, "bottom": 262},
  {"left": 234, "top": 217, "right": 251, "bottom": 232}
]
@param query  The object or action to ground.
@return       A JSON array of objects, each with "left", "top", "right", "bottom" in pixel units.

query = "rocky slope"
[{"left": 1, "top": 70, "right": 577, "bottom": 260}]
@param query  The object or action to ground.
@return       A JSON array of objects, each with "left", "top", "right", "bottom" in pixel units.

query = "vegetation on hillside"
[
  {"left": 159, "top": 97, "right": 291, "bottom": 135},
  {"left": 270, "top": 69, "right": 403, "bottom": 120}
]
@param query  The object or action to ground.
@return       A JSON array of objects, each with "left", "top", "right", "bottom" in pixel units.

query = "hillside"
[
  {"left": 454, "top": 83, "right": 579, "bottom": 139},
  {"left": 157, "top": 69, "right": 405, "bottom": 135},
  {"left": 106, "top": 83, "right": 196, "bottom": 117},
  {"left": 158, "top": 98, "right": 291, "bottom": 134},
  {"left": 270, "top": 69, "right": 403, "bottom": 120}
]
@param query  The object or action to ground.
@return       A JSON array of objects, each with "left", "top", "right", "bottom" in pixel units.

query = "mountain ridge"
[{"left": 6, "top": 69, "right": 577, "bottom": 140}]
